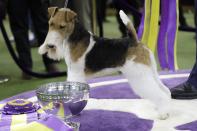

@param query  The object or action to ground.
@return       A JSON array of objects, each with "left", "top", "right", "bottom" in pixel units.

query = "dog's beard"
[
  {"left": 46, "top": 46, "right": 64, "bottom": 61},
  {"left": 38, "top": 44, "right": 47, "bottom": 55},
  {"left": 39, "top": 32, "right": 65, "bottom": 60}
]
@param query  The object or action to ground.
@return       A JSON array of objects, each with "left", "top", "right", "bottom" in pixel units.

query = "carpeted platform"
[{"left": 1, "top": 70, "right": 197, "bottom": 131}]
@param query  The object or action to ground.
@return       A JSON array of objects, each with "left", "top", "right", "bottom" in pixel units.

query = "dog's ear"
[
  {"left": 48, "top": 7, "right": 58, "bottom": 18},
  {"left": 65, "top": 10, "right": 77, "bottom": 22}
]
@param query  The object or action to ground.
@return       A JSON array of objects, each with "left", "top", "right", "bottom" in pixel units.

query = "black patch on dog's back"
[{"left": 85, "top": 36, "right": 137, "bottom": 72}]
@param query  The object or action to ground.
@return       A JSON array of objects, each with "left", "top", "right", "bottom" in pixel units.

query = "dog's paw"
[{"left": 158, "top": 112, "right": 170, "bottom": 120}]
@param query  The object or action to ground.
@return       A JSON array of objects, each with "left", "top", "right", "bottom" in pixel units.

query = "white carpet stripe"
[
  {"left": 159, "top": 73, "right": 189, "bottom": 79},
  {"left": 89, "top": 73, "right": 189, "bottom": 88},
  {"left": 89, "top": 79, "right": 128, "bottom": 87}
]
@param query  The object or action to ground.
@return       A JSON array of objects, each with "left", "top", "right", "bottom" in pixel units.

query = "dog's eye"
[{"left": 60, "top": 25, "right": 66, "bottom": 29}]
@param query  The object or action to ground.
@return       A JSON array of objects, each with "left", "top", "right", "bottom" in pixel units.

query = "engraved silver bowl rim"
[{"left": 36, "top": 81, "right": 90, "bottom": 102}]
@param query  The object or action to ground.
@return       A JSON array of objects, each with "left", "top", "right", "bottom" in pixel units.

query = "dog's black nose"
[{"left": 47, "top": 45, "right": 55, "bottom": 48}]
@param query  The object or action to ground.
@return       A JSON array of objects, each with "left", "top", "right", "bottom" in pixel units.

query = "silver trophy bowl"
[{"left": 36, "top": 81, "right": 90, "bottom": 120}]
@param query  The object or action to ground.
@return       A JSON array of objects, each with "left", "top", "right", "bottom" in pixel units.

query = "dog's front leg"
[
  {"left": 66, "top": 62, "right": 86, "bottom": 83},
  {"left": 64, "top": 46, "right": 87, "bottom": 83}
]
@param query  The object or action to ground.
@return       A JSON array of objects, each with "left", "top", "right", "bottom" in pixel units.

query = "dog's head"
[{"left": 38, "top": 7, "right": 77, "bottom": 60}]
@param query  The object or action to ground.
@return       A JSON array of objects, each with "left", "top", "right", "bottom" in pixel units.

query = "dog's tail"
[{"left": 119, "top": 10, "right": 139, "bottom": 42}]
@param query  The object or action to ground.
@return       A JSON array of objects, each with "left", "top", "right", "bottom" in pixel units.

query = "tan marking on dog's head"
[
  {"left": 127, "top": 43, "right": 151, "bottom": 65},
  {"left": 69, "top": 37, "right": 89, "bottom": 62},
  {"left": 48, "top": 7, "right": 58, "bottom": 18},
  {"left": 48, "top": 8, "right": 77, "bottom": 37}
]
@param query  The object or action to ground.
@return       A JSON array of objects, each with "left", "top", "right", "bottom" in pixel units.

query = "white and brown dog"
[{"left": 39, "top": 7, "right": 171, "bottom": 119}]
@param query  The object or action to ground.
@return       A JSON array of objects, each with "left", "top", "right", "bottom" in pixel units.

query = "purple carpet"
[
  {"left": 176, "top": 120, "right": 197, "bottom": 131},
  {"left": 90, "top": 82, "right": 140, "bottom": 99},
  {"left": 70, "top": 110, "right": 153, "bottom": 131},
  {"left": 0, "top": 70, "right": 195, "bottom": 131}
]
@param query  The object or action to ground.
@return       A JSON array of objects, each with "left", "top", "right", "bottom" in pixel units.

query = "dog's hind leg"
[
  {"left": 148, "top": 49, "right": 171, "bottom": 97},
  {"left": 121, "top": 61, "right": 171, "bottom": 119}
]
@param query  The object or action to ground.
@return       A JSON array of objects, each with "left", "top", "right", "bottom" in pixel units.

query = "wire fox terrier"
[{"left": 39, "top": 7, "right": 171, "bottom": 120}]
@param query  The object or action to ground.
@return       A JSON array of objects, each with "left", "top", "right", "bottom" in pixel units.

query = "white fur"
[
  {"left": 39, "top": 31, "right": 65, "bottom": 60},
  {"left": 147, "top": 48, "right": 171, "bottom": 96},
  {"left": 64, "top": 36, "right": 95, "bottom": 83},
  {"left": 120, "top": 55, "right": 171, "bottom": 119},
  {"left": 119, "top": 10, "right": 139, "bottom": 42},
  {"left": 119, "top": 10, "right": 131, "bottom": 26},
  {"left": 119, "top": 10, "right": 136, "bottom": 32},
  {"left": 118, "top": 11, "right": 171, "bottom": 119}
]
